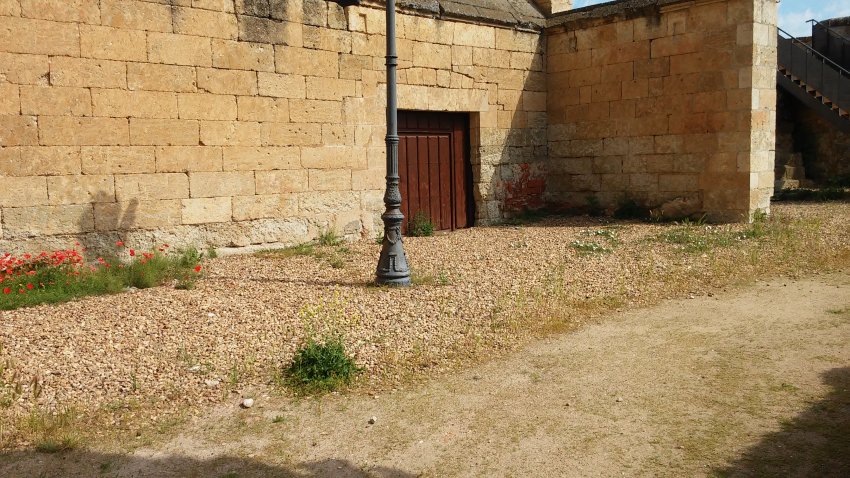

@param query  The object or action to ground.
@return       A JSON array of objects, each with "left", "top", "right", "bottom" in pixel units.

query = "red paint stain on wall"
[{"left": 505, "top": 163, "right": 545, "bottom": 212}]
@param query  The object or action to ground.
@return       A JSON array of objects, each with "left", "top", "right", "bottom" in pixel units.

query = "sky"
[{"left": 570, "top": 0, "right": 850, "bottom": 37}]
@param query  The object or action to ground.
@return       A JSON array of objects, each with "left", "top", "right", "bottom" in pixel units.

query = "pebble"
[
  {"left": 615, "top": 397, "right": 623, "bottom": 402},
  {"left": 368, "top": 416, "right": 377, "bottom": 425},
  {"left": 204, "top": 379, "right": 220, "bottom": 387},
  {"left": 241, "top": 398, "right": 254, "bottom": 408}
]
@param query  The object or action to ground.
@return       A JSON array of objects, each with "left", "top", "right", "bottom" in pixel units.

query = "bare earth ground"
[{"left": 1, "top": 272, "right": 849, "bottom": 477}]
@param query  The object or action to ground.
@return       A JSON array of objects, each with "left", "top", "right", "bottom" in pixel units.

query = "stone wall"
[
  {"left": 0, "top": 0, "right": 546, "bottom": 251},
  {"left": 545, "top": 0, "right": 776, "bottom": 221}
]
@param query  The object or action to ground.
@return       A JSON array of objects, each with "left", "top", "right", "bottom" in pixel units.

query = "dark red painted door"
[{"left": 398, "top": 111, "right": 472, "bottom": 233}]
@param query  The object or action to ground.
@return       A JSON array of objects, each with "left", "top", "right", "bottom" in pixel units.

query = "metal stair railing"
[
  {"left": 778, "top": 26, "right": 850, "bottom": 117},
  {"left": 809, "top": 18, "right": 850, "bottom": 71}
]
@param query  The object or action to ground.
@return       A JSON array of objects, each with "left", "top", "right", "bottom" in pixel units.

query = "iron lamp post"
[{"left": 375, "top": 0, "right": 411, "bottom": 286}]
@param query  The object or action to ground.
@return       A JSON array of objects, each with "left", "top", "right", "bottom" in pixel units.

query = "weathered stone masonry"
[
  {"left": 0, "top": 0, "right": 547, "bottom": 251},
  {"left": 545, "top": 0, "right": 777, "bottom": 221},
  {"left": 0, "top": 0, "right": 775, "bottom": 251}
]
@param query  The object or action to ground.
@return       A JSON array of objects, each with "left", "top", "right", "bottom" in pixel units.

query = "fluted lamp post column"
[{"left": 375, "top": 0, "right": 411, "bottom": 286}]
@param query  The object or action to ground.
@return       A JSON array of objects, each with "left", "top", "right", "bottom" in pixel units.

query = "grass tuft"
[
  {"left": 284, "top": 336, "right": 360, "bottom": 394},
  {"left": 407, "top": 211, "right": 435, "bottom": 237},
  {"left": 318, "top": 229, "right": 342, "bottom": 247},
  {"left": 35, "top": 435, "right": 78, "bottom": 453}
]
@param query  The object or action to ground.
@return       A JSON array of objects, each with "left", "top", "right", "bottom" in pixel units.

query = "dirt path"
[{"left": 3, "top": 273, "right": 850, "bottom": 477}]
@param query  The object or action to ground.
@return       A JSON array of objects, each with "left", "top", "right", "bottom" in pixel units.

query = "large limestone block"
[
  {"left": 181, "top": 197, "right": 232, "bottom": 224},
  {"left": 94, "top": 199, "right": 182, "bottom": 231},
  {"left": 130, "top": 119, "right": 199, "bottom": 146}
]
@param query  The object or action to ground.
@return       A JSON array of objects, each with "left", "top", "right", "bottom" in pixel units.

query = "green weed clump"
[
  {"left": 571, "top": 228, "right": 620, "bottom": 256},
  {"left": 0, "top": 243, "right": 205, "bottom": 310},
  {"left": 284, "top": 336, "right": 360, "bottom": 394},
  {"left": 256, "top": 239, "right": 350, "bottom": 270},
  {"left": 407, "top": 211, "right": 435, "bottom": 237},
  {"left": 282, "top": 300, "right": 362, "bottom": 394},
  {"left": 317, "top": 228, "right": 341, "bottom": 246},
  {"left": 659, "top": 210, "right": 773, "bottom": 253}
]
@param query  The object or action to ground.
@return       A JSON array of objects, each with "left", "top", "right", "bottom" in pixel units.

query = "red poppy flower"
[
  {"left": 129, "top": 249, "right": 135, "bottom": 257},
  {"left": 194, "top": 265, "right": 202, "bottom": 273},
  {"left": 116, "top": 241, "right": 124, "bottom": 247},
  {"left": 26, "top": 283, "right": 34, "bottom": 290},
  {"left": 2, "top": 287, "right": 9, "bottom": 294}
]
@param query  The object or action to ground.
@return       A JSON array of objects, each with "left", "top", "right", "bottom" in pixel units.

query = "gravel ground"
[{"left": 1, "top": 202, "right": 849, "bottom": 447}]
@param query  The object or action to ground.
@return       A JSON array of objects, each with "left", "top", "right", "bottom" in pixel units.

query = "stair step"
[{"left": 778, "top": 67, "right": 850, "bottom": 120}]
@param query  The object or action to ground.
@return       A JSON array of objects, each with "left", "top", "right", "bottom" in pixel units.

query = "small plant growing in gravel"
[
  {"left": 658, "top": 213, "right": 778, "bottom": 254},
  {"left": 571, "top": 228, "right": 619, "bottom": 256},
  {"left": 258, "top": 243, "right": 316, "bottom": 258},
  {"left": 285, "top": 336, "right": 360, "bottom": 394},
  {"left": 588, "top": 228, "right": 619, "bottom": 243},
  {"left": 328, "top": 256, "right": 345, "bottom": 269},
  {"left": 318, "top": 228, "right": 342, "bottom": 247},
  {"left": 407, "top": 211, "right": 435, "bottom": 237},
  {"left": 738, "top": 209, "right": 770, "bottom": 240},
  {"left": 284, "top": 299, "right": 362, "bottom": 394},
  {"left": 570, "top": 240, "right": 613, "bottom": 255},
  {"left": 26, "top": 408, "right": 80, "bottom": 454},
  {"left": 0, "top": 348, "right": 24, "bottom": 408},
  {"left": 35, "top": 435, "right": 79, "bottom": 454},
  {"left": 410, "top": 270, "right": 452, "bottom": 286}
]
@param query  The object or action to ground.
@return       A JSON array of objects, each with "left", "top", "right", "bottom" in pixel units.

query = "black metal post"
[{"left": 375, "top": 0, "right": 411, "bottom": 286}]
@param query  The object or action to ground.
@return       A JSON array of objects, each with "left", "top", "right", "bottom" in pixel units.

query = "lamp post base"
[{"left": 375, "top": 210, "right": 411, "bottom": 286}]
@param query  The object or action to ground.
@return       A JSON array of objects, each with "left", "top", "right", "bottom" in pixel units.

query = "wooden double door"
[{"left": 398, "top": 111, "right": 473, "bottom": 233}]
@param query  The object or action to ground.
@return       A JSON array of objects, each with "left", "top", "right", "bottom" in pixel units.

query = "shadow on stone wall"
[
  {"left": 474, "top": 47, "right": 548, "bottom": 224},
  {"left": 0, "top": 452, "right": 418, "bottom": 478},
  {"left": 78, "top": 191, "right": 138, "bottom": 259},
  {"left": 713, "top": 366, "right": 850, "bottom": 477},
  {"left": 777, "top": 89, "right": 850, "bottom": 185}
]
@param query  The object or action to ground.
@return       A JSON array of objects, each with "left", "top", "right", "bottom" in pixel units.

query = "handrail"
[
  {"left": 778, "top": 26, "right": 850, "bottom": 78},
  {"left": 808, "top": 18, "right": 850, "bottom": 44}
]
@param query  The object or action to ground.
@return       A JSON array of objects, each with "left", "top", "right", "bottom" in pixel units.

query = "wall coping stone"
[
  {"left": 359, "top": 0, "right": 546, "bottom": 31},
  {"left": 546, "top": 0, "right": 725, "bottom": 31}
]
